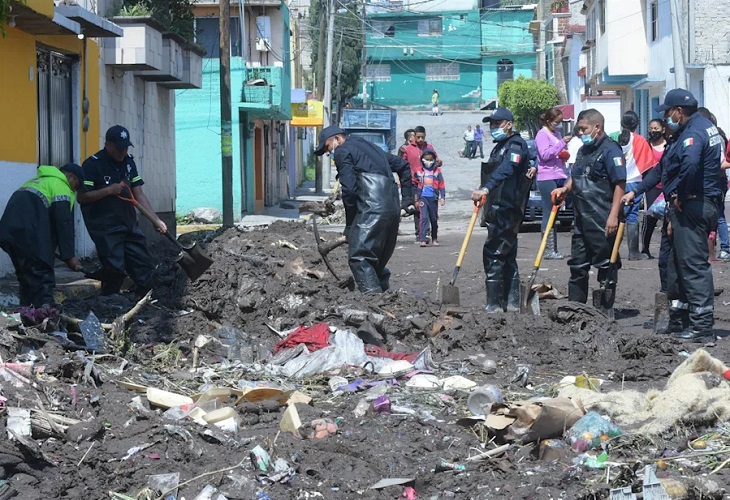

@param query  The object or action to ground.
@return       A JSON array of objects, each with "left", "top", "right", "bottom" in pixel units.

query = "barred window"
[
  {"left": 371, "top": 20, "right": 395, "bottom": 38},
  {"left": 366, "top": 64, "right": 391, "bottom": 82},
  {"left": 418, "top": 18, "right": 442, "bottom": 37},
  {"left": 425, "top": 62, "right": 459, "bottom": 81}
]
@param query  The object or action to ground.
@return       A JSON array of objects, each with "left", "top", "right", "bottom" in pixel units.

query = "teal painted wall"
[
  {"left": 367, "top": 59, "right": 482, "bottom": 107},
  {"left": 481, "top": 54, "right": 535, "bottom": 100},
  {"left": 175, "top": 57, "right": 247, "bottom": 217}
]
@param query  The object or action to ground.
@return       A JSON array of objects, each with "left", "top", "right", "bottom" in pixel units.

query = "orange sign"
[{"left": 291, "top": 100, "right": 324, "bottom": 127}]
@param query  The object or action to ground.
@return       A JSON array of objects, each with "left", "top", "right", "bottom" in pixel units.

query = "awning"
[
  {"left": 556, "top": 104, "right": 574, "bottom": 120},
  {"left": 10, "top": 1, "right": 80, "bottom": 35},
  {"left": 631, "top": 78, "right": 665, "bottom": 90},
  {"left": 55, "top": 5, "right": 123, "bottom": 37}
]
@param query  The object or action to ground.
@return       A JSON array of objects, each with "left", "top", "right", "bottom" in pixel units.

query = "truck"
[{"left": 340, "top": 105, "right": 397, "bottom": 153}]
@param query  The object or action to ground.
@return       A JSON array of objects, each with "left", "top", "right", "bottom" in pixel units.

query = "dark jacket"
[
  {"left": 333, "top": 136, "right": 412, "bottom": 227},
  {"left": 0, "top": 166, "right": 76, "bottom": 266}
]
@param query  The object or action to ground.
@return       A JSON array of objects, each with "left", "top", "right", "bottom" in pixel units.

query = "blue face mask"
[
  {"left": 491, "top": 127, "right": 507, "bottom": 141},
  {"left": 666, "top": 110, "right": 680, "bottom": 131},
  {"left": 580, "top": 128, "right": 597, "bottom": 146}
]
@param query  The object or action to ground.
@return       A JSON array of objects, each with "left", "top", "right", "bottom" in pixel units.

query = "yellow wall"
[
  {"left": 0, "top": 27, "right": 100, "bottom": 164},
  {"left": 25, "top": 0, "right": 55, "bottom": 19}
]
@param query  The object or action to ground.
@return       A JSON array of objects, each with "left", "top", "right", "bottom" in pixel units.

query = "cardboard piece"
[
  {"left": 280, "top": 404, "right": 302, "bottom": 437},
  {"left": 280, "top": 390, "right": 312, "bottom": 406},
  {"left": 485, "top": 398, "right": 584, "bottom": 441},
  {"left": 193, "top": 387, "right": 232, "bottom": 405},
  {"left": 370, "top": 477, "right": 416, "bottom": 490},
  {"left": 235, "top": 387, "right": 284, "bottom": 405},
  {"left": 147, "top": 387, "right": 194, "bottom": 409}
]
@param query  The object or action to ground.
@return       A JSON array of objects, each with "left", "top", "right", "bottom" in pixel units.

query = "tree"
[
  {"left": 498, "top": 76, "right": 558, "bottom": 138},
  {"left": 309, "top": 0, "right": 363, "bottom": 105}
]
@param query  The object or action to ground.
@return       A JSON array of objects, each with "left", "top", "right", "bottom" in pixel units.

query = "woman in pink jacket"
[{"left": 535, "top": 107, "right": 572, "bottom": 259}]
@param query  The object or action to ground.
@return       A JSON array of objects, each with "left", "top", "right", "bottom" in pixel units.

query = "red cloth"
[
  {"left": 274, "top": 323, "right": 330, "bottom": 354},
  {"left": 557, "top": 149, "right": 571, "bottom": 161},
  {"left": 632, "top": 133, "right": 657, "bottom": 174}
]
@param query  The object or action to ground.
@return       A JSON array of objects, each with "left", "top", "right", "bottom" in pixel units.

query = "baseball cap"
[
  {"left": 483, "top": 107, "right": 514, "bottom": 123},
  {"left": 105, "top": 125, "right": 134, "bottom": 149},
  {"left": 314, "top": 125, "right": 347, "bottom": 156},
  {"left": 655, "top": 89, "right": 698, "bottom": 113},
  {"left": 60, "top": 162, "right": 85, "bottom": 182}
]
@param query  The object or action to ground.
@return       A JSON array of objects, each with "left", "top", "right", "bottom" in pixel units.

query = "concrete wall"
[{"left": 481, "top": 54, "right": 535, "bottom": 100}]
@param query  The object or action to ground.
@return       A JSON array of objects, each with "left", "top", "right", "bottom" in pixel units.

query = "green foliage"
[
  {"left": 1, "top": 0, "right": 25, "bottom": 38},
  {"left": 110, "top": 0, "right": 194, "bottom": 42},
  {"left": 309, "top": 0, "right": 363, "bottom": 103},
  {"left": 498, "top": 76, "right": 558, "bottom": 138}
]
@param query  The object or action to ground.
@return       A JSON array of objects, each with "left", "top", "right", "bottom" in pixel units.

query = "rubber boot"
[
  {"left": 641, "top": 216, "right": 657, "bottom": 259},
  {"left": 505, "top": 276, "right": 521, "bottom": 312},
  {"left": 627, "top": 223, "right": 642, "bottom": 260},
  {"left": 652, "top": 292, "right": 669, "bottom": 334},
  {"left": 568, "top": 273, "right": 589, "bottom": 303},
  {"left": 485, "top": 280, "right": 504, "bottom": 313},
  {"left": 100, "top": 272, "right": 126, "bottom": 296},
  {"left": 543, "top": 229, "right": 564, "bottom": 260}
]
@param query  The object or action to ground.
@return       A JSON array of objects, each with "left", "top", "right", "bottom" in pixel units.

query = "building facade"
[{"left": 175, "top": 0, "right": 293, "bottom": 217}]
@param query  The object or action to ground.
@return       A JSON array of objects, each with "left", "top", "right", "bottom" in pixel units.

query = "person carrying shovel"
[
  {"left": 552, "top": 109, "right": 626, "bottom": 305},
  {"left": 79, "top": 125, "right": 167, "bottom": 297},
  {"left": 471, "top": 107, "right": 533, "bottom": 313}
]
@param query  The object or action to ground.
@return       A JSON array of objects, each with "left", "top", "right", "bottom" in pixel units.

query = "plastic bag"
[
  {"left": 647, "top": 192, "right": 666, "bottom": 218},
  {"left": 565, "top": 411, "right": 622, "bottom": 452}
]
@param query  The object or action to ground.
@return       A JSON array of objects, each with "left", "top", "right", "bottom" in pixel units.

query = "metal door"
[{"left": 37, "top": 47, "right": 74, "bottom": 166}]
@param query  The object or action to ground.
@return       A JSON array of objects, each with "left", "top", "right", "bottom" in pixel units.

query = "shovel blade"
[
  {"left": 592, "top": 288, "right": 615, "bottom": 320},
  {"left": 176, "top": 241, "right": 213, "bottom": 281},
  {"left": 520, "top": 286, "right": 540, "bottom": 315},
  {"left": 439, "top": 284, "right": 460, "bottom": 305}
]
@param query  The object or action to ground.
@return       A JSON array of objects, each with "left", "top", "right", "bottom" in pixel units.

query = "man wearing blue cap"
[
  {"left": 79, "top": 125, "right": 167, "bottom": 296},
  {"left": 471, "top": 107, "right": 532, "bottom": 313},
  {"left": 653, "top": 89, "right": 723, "bottom": 341},
  {"left": 0, "top": 164, "right": 83, "bottom": 306},
  {"left": 314, "top": 125, "right": 413, "bottom": 293}
]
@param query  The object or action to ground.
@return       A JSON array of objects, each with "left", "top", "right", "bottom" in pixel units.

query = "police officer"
[
  {"left": 471, "top": 108, "right": 533, "bottom": 313},
  {"left": 654, "top": 89, "right": 722, "bottom": 341},
  {"left": 0, "top": 164, "right": 84, "bottom": 307},
  {"left": 552, "top": 109, "right": 626, "bottom": 304},
  {"left": 79, "top": 125, "right": 167, "bottom": 296},
  {"left": 314, "top": 125, "right": 413, "bottom": 294}
]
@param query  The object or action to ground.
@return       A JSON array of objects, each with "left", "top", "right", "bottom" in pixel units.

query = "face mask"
[
  {"left": 580, "top": 127, "right": 597, "bottom": 146},
  {"left": 666, "top": 110, "right": 680, "bottom": 131},
  {"left": 422, "top": 159, "right": 435, "bottom": 168},
  {"left": 551, "top": 123, "right": 563, "bottom": 133},
  {"left": 648, "top": 131, "right": 663, "bottom": 141},
  {"left": 491, "top": 127, "right": 507, "bottom": 141}
]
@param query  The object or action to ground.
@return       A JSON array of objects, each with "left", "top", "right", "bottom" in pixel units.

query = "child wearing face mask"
[{"left": 414, "top": 149, "right": 446, "bottom": 247}]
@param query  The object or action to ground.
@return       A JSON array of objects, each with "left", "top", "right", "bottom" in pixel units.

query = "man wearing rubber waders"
[
  {"left": 471, "top": 108, "right": 533, "bottom": 313},
  {"left": 552, "top": 109, "right": 627, "bottom": 304}
]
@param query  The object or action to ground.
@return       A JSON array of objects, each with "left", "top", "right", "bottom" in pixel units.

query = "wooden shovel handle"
[{"left": 455, "top": 195, "right": 486, "bottom": 268}]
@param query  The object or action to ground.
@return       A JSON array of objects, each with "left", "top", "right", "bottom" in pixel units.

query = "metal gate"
[{"left": 37, "top": 47, "right": 74, "bottom": 167}]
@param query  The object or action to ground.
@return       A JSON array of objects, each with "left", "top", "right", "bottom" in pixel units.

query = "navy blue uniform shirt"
[
  {"left": 573, "top": 134, "right": 627, "bottom": 185},
  {"left": 661, "top": 112, "right": 723, "bottom": 201},
  {"left": 481, "top": 134, "right": 530, "bottom": 192},
  {"left": 81, "top": 149, "right": 144, "bottom": 230}
]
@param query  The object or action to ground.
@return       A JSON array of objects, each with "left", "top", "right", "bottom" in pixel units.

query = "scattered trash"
[
  {"left": 440, "top": 375, "right": 477, "bottom": 394},
  {"left": 147, "top": 387, "right": 194, "bottom": 410},
  {"left": 510, "top": 364, "right": 531, "bottom": 387},
  {"left": 250, "top": 445, "right": 271, "bottom": 472},
  {"left": 328, "top": 376, "right": 348, "bottom": 393},
  {"left": 538, "top": 439, "right": 567, "bottom": 462},
  {"left": 406, "top": 374, "right": 441, "bottom": 391},
  {"left": 79, "top": 311, "right": 105, "bottom": 352},
  {"left": 566, "top": 411, "right": 623, "bottom": 452},
  {"left": 194, "top": 484, "right": 228, "bottom": 500},
  {"left": 469, "top": 354, "right": 497, "bottom": 374},
  {"left": 280, "top": 404, "right": 302, "bottom": 437},
  {"left": 378, "top": 360, "right": 415, "bottom": 379},
  {"left": 148, "top": 472, "right": 180, "bottom": 499},
  {"left": 467, "top": 385, "right": 502, "bottom": 416},
  {"left": 307, "top": 418, "right": 338, "bottom": 440},
  {"left": 370, "top": 477, "right": 416, "bottom": 490},
  {"left": 435, "top": 461, "right": 466, "bottom": 473},
  {"left": 373, "top": 395, "right": 391, "bottom": 414},
  {"left": 485, "top": 398, "right": 584, "bottom": 442},
  {"left": 402, "top": 486, "right": 417, "bottom": 500},
  {"left": 353, "top": 399, "right": 370, "bottom": 418},
  {"left": 573, "top": 450, "right": 611, "bottom": 469},
  {"left": 6, "top": 407, "right": 31, "bottom": 439}
]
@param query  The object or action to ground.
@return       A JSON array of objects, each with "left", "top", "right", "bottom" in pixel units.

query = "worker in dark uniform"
[
  {"left": 654, "top": 89, "right": 722, "bottom": 341},
  {"left": 314, "top": 125, "right": 413, "bottom": 294},
  {"left": 79, "top": 125, "right": 167, "bottom": 296},
  {"left": 552, "top": 109, "right": 626, "bottom": 304},
  {"left": 471, "top": 108, "right": 533, "bottom": 313},
  {"left": 0, "top": 164, "right": 83, "bottom": 307}
]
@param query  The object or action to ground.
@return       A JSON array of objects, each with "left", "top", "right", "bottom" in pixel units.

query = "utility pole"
[
  {"left": 335, "top": 31, "right": 344, "bottom": 125},
  {"left": 361, "top": 0, "right": 368, "bottom": 105},
  {"left": 219, "top": 0, "right": 233, "bottom": 227},
  {"left": 669, "top": 0, "right": 687, "bottom": 88},
  {"left": 320, "top": 0, "right": 335, "bottom": 192},
  {"left": 315, "top": 0, "right": 327, "bottom": 194}
]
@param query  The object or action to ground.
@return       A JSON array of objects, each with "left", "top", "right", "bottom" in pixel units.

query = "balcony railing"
[{"left": 239, "top": 65, "right": 291, "bottom": 119}]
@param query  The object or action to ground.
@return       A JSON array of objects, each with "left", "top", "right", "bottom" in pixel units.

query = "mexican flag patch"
[
  {"left": 613, "top": 157, "right": 623, "bottom": 167},
  {"left": 510, "top": 153, "right": 521, "bottom": 163},
  {"left": 683, "top": 138, "right": 694, "bottom": 148}
]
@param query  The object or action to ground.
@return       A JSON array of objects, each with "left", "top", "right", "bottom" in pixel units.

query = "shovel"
[
  {"left": 520, "top": 200, "right": 563, "bottom": 315},
  {"left": 118, "top": 184, "right": 213, "bottom": 281},
  {"left": 592, "top": 214, "right": 626, "bottom": 320},
  {"left": 440, "top": 195, "right": 486, "bottom": 305}
]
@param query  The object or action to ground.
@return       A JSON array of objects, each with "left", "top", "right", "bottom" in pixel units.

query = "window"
[
  {"left": 425, "top": 62, "right": 459, "bottom": 81},
  {"left": 598, "top": 0, "right": 605, "bottom": 34},
  {"left": 418, "top": 18, "right": 442, "bottom": 37},
  {"left": 195, "top": 17, "right": 242, "bottom": 58},
  {"left": 649, "top": 1, "right": 658, "bottom": 41},
  {"left": 365, "top": 64, "right": 391, "bottom": 82},
  {"left": 37, "top": 47, "right": 75, "bottom": 166},
  {"left": 497, "top": 58, "right": 514, "bottom": 88},
  {"left": 371, "top": 20, "right": 395, "bottom": 39}
]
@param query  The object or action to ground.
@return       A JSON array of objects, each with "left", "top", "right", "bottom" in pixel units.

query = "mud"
[{"left": 1, "top": 220, "right": 730, "bottom": 499}]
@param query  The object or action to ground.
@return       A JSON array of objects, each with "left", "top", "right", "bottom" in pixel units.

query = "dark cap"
[
  {"left": 655, "top": 89, "right": 698, "bottom": 113},
  {"left": 420, "top": 148, "right": 437, "bottom": 159},
  {"left": 483, "top": 107, "right": 514, "bottom": 123},
  {"left": 314, "top": 125, "right": 346, "bottom": 156},
  {"left": 105, "top": 125, "right": 134, "bottom": 149},
  {"left": 60, "top": 163, "right": 84, "bottom": 182}
]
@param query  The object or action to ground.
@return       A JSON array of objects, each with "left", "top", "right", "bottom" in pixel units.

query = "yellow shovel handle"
[
  {"left": 455, "top": 195, "right": 486, "bottom": 268},
  {"left": 533, "top": 204, "right": 560, "bottom": 268}
]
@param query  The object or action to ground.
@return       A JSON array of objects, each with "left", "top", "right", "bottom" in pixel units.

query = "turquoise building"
[
  {"left": 364, "top": 6, "right": 536, "bottom": 109},
  {"left": 176, "top": 1, "right": 292, "bottom": 217}
]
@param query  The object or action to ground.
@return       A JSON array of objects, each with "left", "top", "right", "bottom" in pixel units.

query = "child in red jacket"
[{"left": 414, "top": 149, "right": 446, "bottom": 247}]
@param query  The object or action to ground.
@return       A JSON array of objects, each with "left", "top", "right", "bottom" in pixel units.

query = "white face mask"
[
  {"left": 326, "top": 138, "right": 339, "bottom": 156},
  {"left": 423, "top": 159, "right": 435, "bottom": 168}
]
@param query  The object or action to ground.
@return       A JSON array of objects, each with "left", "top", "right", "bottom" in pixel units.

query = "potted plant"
[{"left": 550, "top": 0, "right": 570, "bottom": 16}]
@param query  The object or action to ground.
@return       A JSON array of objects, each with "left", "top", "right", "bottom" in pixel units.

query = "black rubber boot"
[
  {"left": 568, "top": 274, "right": 589, "bottom": 303},
  {"left": 627, "top": 223, "right": 643, "bottom": 260},
  {"left": 641, "top": 216, "right": 658, "bottom": 259},
  {"left": 671, "top": 329, "right": 714, "bottom": 342},
  {"left": 543, "top": 229, "right": 564, "bottom": 260},
  {"left": 505, "top": 276, "right": 521, "bottom": 312},
  {"left": 100, "top": 272, "right": 126, "bottom": 296},
  {"left": 485, "top": 280, "right": 504, "bottom": 313}
]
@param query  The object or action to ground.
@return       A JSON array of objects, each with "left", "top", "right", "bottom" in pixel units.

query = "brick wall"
[{"left": 689, "top": 0, "right": 730, "bottom": 65}]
